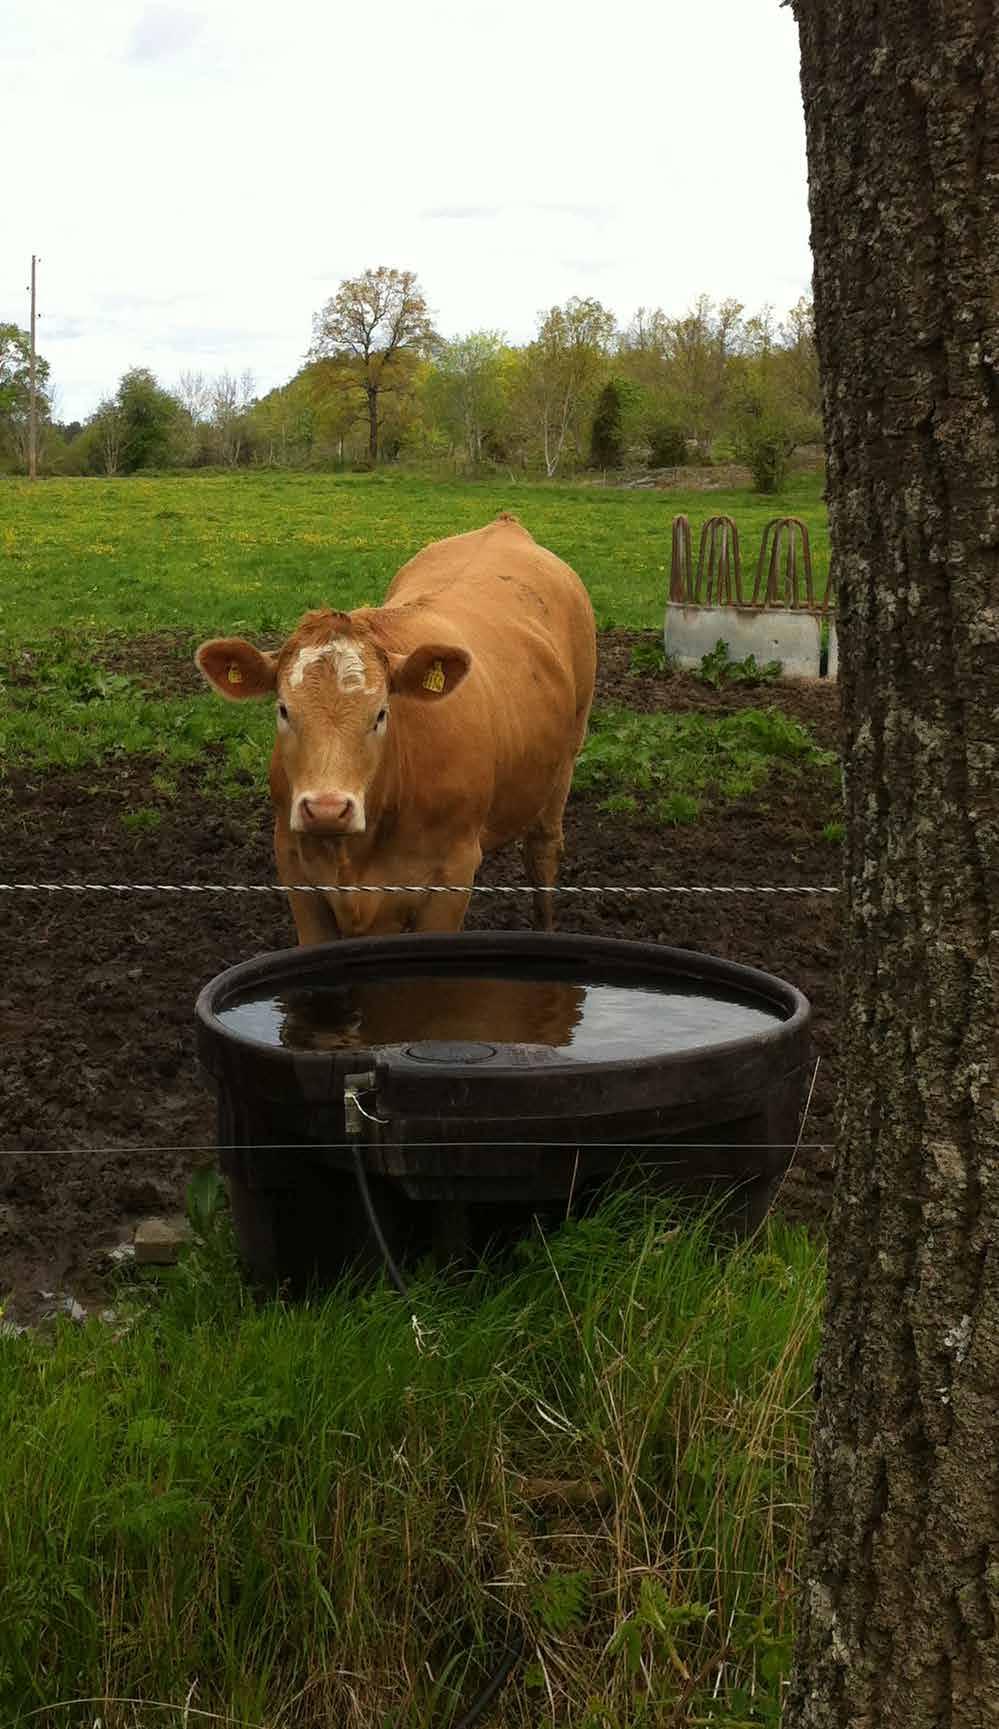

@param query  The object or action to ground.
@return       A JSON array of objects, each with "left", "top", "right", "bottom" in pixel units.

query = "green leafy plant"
[
  {"left": 628, "top": 640, "right": 673, "bottom": 677},
  {"left": 120, "top": 805, "right": 162, "bottom": 833},
  {"left": 575, "top": 704, "right": 834, "bottom": 824},
  {"left": 656, "top": 792, "right": 699, "bottom": 826},
  {"left": 697, "top": 639, "right": 782, "bottom": 690},
  {"left": 186, "top": 1168, "right": 226, "bottom": 1237},
  {"left": 532, "top": 1569, "right": 592, "bottom": 1636}
]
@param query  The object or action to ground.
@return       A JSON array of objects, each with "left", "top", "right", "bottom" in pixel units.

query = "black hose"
[
  {"left": 350, "top": 1139, "right": 411, "bottom": 1305},
  {"left": 349, "top": 1120, "right": 524, "bottom": 1729},
  {"left": 450, "top": 1628, "right": 524, "bottom": 1729}
]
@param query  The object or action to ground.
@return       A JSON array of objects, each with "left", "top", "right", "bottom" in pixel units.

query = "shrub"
[
  {"left": 741, "top": 422, "right": 793, "bottom": 493},
  {"left": 590, "top": 381, "right": 625, "bottom": 469},
  {"left": 647, "top": 420, "right": 687, "bottom": 468}
]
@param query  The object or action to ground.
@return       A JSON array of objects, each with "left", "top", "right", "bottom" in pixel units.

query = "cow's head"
[{"left": 195, "top": 609, "right": 471, "bottom": 836}]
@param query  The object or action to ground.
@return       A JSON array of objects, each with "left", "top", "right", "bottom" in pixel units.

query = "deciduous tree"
[
  {"left": 309, "top": 267, "right": 438, "bottom": 465},
  {"left": 786, "top": 4, "right": 999, "bottom": 1724},
  {"left": 425, "top": 330, "right": 508, "bottom": 468},
  {"left": 0, "top": 324, "right": 51, "bottom": 472},
  {"left": 209, "top": 370, "right": 256, "bottom": 467},
  {"left": 520, "top": 296, "right": 615, "bottom": 477}
]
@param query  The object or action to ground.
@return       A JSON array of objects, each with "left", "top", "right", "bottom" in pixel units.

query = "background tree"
[
  {"left": 86, "top": 397, "right": 127, "bottom": 476},
  {"left": 81, "top": 369, "right": 178, "bottom": 473},
  {"left": 517, "top": 296, "right": 615, "bottom": 477},
  {"left": 309, "top": 267, "right": 438, "bottom": 465},
  {"left": 662, "top": 294, "right": 745, "bottom": 452},
  {"left": 589, "top": 378, "right": 625, "bottom": 469},
  {"left": 248, "top": 375, "right": 317, "bottom": 468},
  {"left": 174, "top": 369, "right": 213, "bottom": 464},
  {"left": 0, "top": 324, "right": 52, "bottom": 473},
  {"left": 777, "top": 295, "right": 821, "bottom": 424},
  {"left": 208, "top": 370, "right": 256, "bottom": 467},
  {"left": 117, "top": 368, "right": 179, "bottom": 471},
  {"left": 786, "top": 4, "right": 999, "bottom": 1725},
  {"left": 425, "top": 331, "right": 508, "bottom": 469}
]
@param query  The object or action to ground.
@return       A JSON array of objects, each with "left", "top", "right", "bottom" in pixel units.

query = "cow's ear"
[
  {"left": 196, "top": 637, "right": 277, "bottom": 701},
  {"left": 387, "top": 644, "right": 472, "bottom": 701}
]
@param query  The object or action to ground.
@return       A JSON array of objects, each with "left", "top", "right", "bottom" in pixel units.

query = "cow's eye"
[
  {"left": 374, "top": 707, "right": 387, "bottom": 731},
  {"left": 277, "top": 701, "right": 289, "bottom": 723}
]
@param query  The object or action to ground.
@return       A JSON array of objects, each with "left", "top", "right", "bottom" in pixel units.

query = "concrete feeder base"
[{"left": 665, "top": 602, "right": 825, "bottom": 680}]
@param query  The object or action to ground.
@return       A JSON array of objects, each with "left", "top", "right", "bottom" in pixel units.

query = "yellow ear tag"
[
  {"left": 227, "top": 663, "right": 243, "bottom": 685},
  {"left": 422, "top": 659, "right": 446, "bottom": 694}
]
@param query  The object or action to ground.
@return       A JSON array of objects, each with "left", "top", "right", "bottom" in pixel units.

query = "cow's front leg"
[
  {"left": 274, "top": 818, "right": 339, "bottom": 947},
  {"left": 522, "top": 759, "right": 574, "bottom": 932},
  {"left": 407, "top": 843, "right": 481, "bottom": 933}
]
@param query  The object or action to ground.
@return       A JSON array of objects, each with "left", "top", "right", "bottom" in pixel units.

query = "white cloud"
[
  {"left": 422, "top": 205, "right": 505, "bottom": 223},
  {"left": 1, "top": 0, "right": 812, "bottom": 419},
  {"left": 126, "top": 4, "right": 203, "bottom": 62}
]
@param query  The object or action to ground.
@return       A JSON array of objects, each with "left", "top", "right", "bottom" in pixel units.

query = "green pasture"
[
  {"left": 0, "top": 1196, "right": 822, "bottom": 1728},
  {"left": 0, "top": 643, "right": 838, "bottom": 825},
  {"left": 0, "top": 468, "right": 835, "bottom": 823},
  {"left": 0, "top": 468, "right": 829, "bottom": 647}
]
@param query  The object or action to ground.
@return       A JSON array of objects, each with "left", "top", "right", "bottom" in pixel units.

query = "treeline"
[{"left": 0, "top": 268, "right": 822, "bottom": 492}]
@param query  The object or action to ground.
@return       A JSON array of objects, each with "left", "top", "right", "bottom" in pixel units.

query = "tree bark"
[
  {"left": 787, "top": 6, "right": 999, "bottom": 1726},
  {"left": 367, "top": 384, "right": 379, "bottom": 464}
]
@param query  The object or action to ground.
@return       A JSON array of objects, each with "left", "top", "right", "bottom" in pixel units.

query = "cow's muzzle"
[{"left": 292, "top": 791, "right": 365, "bottom": 835}]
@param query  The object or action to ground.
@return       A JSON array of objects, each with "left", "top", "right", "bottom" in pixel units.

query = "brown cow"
[{"left": 195, "top": 513, "right": 596, "bottom": 943}]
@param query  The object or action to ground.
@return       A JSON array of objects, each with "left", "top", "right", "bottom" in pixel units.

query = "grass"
[
  {"left": 575, "top": 706, "right": 837, "bottom": 826},
  {"left": 0, "top": 1196, "right": 823, "bottom": 1728},
  {"left": 0, "top": 648, "right": 271, "bottom": 796},
  {"left": 0, "top": 653, "right": 836, "bottom": 830},
  {"left": 0, "top": 468, "right": 830, "bottom": 649}
]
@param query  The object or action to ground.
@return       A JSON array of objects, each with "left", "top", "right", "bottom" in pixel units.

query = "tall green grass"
[
  {"left": 0, "top": 1200, "right": 822, "bottom": 1728},
  {"left": 0, "top": 469, "right": 829, "bottom": 648}
]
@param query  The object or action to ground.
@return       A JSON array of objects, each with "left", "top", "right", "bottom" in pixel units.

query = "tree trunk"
[
  {"left": 787, "top": 6, "right": 999, "bottom": 1726},
  {"left": 367, "top": 384, "right": 379, "bottom": 464}
]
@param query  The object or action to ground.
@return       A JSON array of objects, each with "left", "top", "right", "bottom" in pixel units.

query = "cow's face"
[{"left": 196, "top": 611, "right": 471, "bottom": 838}]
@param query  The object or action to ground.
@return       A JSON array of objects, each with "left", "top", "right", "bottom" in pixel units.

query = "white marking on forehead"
[{"left": 288, "top": 638, "right": 369, "bottom": 692}]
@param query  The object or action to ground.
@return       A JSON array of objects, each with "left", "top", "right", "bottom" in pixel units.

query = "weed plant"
[
  {"left": 0, "top": 1196, "right": 822, "bottom": 1728},
  {"left": 2, "top": 645, "right": 836, "bottom": 833},
  {"left": 695, "top": 641, "right": 782, "bottom": 691},
  {"left": 575, "top": 707, "right": 836, "bottom": 826}
]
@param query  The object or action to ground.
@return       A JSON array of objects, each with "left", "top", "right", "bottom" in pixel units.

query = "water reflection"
[{"left": 218, "top": 971, "right": 781, "bottom": 1062}]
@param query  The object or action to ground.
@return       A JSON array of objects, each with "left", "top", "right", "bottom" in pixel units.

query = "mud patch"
[{"left": 0, "top": 646, "right": 840, "bottom": 1321}]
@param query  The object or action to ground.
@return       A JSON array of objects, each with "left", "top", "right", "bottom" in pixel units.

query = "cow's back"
[{"left": 383, "top": 513, "right": 596, "bottom": 722}]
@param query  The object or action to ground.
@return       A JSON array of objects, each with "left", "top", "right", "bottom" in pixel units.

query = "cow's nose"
[{"left": 297, "top": 792, "right": 356, "bottom": 830}]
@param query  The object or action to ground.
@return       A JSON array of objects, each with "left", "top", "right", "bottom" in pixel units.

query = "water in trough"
[{"left": 217, "top": 969, "right": 784, "bottom": 1060}]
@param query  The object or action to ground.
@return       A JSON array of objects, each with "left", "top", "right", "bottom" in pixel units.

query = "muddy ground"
[{"left": 0, "top": 634, "right": 840, "bottom": 1321}]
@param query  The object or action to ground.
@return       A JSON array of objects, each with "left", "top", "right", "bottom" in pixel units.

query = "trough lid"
[{"left": 404, "top": 1040, "right": 498, "bottom": 1064}]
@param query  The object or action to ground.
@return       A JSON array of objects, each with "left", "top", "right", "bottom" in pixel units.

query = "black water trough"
[{"left": 195, "top": 932, "right": 811, "bottom": 1292}]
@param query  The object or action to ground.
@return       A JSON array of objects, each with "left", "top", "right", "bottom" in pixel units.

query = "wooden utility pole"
[{"left": 28, "top": 254, "right": 38, "bottom": 482}]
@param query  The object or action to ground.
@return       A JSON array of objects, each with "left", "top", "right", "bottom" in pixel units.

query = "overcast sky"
[{"left": 3, "top": 0, "right": 811, "bottom": 422}]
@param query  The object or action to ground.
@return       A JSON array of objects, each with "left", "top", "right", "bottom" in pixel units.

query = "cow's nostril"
[{"left": 298, "top": 793, "right": 356, "bottom": 829}]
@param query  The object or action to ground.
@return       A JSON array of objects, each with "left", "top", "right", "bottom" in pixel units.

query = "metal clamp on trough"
[
  {"left": 665, "top": 513, "right": 838, "bottom": 679},
  {"left": 195, "top": 931, "right": 812, "bottom": 1294}
]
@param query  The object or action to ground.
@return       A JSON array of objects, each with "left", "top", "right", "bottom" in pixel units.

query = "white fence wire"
[{"left": 0, "top": 880, "right": 840, "bottom": 896}]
